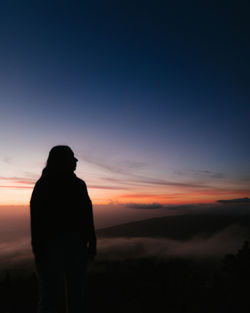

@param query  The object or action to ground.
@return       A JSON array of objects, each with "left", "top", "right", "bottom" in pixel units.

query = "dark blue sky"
[{"left": 0, "top": 0, "right": 249, "bottom": 205}]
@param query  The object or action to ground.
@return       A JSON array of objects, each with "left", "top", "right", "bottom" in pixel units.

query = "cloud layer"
[
  {"left": 0, "top": 224, "right": 248, "bottom": 268},
  {"left": 97, "top": 225, "right": 247, "bottom": 260},
  {"left": 217, "top": 197, "right": 250, "bottom": 204}
]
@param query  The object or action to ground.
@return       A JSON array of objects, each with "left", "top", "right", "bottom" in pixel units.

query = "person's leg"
[
  {"left": 35, "top": 249, "right": 65, "bottom": 313},
  {"left": 64, "top": 237, "right": 88, "bottom": 313}
]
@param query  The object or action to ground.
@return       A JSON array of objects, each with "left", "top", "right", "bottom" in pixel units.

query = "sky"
[{"left": 0, "top": 0, "right": 250, "bottom": 212}]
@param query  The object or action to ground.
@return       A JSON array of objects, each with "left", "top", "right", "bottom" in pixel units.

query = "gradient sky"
[{"left": 0, "top": 0, "right": 250, "bottom": 208}]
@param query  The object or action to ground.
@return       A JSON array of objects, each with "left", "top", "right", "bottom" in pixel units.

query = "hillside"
[{"left": 97, "top": 213, "right": 250, "bottom": 240}]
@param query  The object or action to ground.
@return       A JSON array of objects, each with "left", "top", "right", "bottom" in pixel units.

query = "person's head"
[{"left": 45, "top": 145, "right": 78, "bottom": 173}]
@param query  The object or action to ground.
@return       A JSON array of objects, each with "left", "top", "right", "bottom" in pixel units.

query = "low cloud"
[
  {"left": 217, "top": 198, "right": 250, "bottom": 204},
  {"left": 0, "top": 238, "right": 32, "bottom": 268},
  {"left": 97, "top": 225, "right": 248, "bottom": 260},
  {"left": 0, "top": 224, "right": 248, "bottom": 268},
  {"left": 1, "top": 201, "right": 250, "bottom": 268},
  {"left": 126, "top": 202, "right": 164, "bottom": 210}
]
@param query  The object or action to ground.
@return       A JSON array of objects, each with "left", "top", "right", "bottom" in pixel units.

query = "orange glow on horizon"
[
  {"left": 1, "top": 191, "right": 250, "bottom": 206},
  {"left": 1, "top": 176, "right": 249, "bottom": 206}
]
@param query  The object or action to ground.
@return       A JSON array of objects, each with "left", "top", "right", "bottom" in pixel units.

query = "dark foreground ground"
[{"left": 1, "top": 242, "right": 250, "bottom": 313}]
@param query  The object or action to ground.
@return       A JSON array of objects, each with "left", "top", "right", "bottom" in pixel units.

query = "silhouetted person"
[{"left": 30, "top": 145, "right": 96, "bottom": 313}]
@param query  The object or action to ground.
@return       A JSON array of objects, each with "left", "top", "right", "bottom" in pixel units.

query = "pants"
[{"left": 35, "top": 233, "right": 88, "bottom": 313}]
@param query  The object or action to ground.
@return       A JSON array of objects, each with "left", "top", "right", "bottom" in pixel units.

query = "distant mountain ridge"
[{"left": 97, "top": 213, "right": 250, "bottom": 240}]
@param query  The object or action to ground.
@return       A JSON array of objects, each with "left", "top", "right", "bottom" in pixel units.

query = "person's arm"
[
  {"left": 87, "top": 199, "right": 97, "bottom": 257},
  {"left": 81, "top": 181, "right": 97, "bottom": 257},
  {"left": 30, "top": 180, "right": 47, "bottom": 257}
]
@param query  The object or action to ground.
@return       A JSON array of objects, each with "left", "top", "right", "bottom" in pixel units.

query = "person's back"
[{"left": 30, "top": 145, "right": 96, "bottom": 313}]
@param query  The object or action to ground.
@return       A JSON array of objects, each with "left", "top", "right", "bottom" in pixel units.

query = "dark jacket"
[{"left": 30, "top": 169, "right": 96, "bottom": 257}]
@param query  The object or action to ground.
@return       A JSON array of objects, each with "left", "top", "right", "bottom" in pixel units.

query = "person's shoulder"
[
  {"left": 33, "top": 177, "right": 43, "bottom": 188},
  {"left": 32, "top": 177, "right": 47, "bottom": 191},
  {"left": 74, "top": 176, "right": 87, "bottom": 188}
]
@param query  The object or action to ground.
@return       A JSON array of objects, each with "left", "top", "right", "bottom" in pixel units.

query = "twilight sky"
[{"left": 0, "top": 0, "right": 250, "bottom": 208}]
